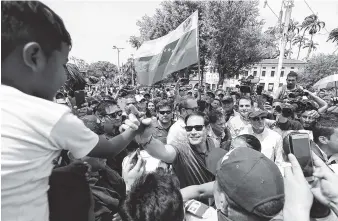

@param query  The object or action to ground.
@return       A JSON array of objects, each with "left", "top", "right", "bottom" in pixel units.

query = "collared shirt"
[
  {"left": 152, "top": 120, "right": 173, "bottom": 144},
  {"left": 171, "top": 137, "right": 218, "bottom": 188},
  {"left": 239, "top": 126, "right": 284, "bottom": 165}
]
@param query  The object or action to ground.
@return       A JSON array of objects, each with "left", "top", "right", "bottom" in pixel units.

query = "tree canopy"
[
  {"left": 298, "top": 53, "right": 338, "bottom": 87},
  {"left": 130, "top": 0, "right": 275, "bottom": 85}
]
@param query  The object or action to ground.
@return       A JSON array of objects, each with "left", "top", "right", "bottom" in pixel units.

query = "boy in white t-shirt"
[{"left": 1, "top": 2, "right": 140, "bottom": 221}]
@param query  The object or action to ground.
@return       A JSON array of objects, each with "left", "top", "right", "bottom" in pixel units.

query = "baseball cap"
[
  {"left": 216, "top": 147, "right": 284, "bottom": 218},
  {"left": 247, "top": 110, "right": 268, "bottom": 119}
]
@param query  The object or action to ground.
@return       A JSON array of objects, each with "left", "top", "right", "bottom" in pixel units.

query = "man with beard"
[
  {"left": 300, "top": 109, "right": 319, "bottom": 131},
  {"left": 239, "top": 110, "right": 284, "bottom": 166},
  {"left": 274, "top": 71, "right": 303, "bottom": 100}
]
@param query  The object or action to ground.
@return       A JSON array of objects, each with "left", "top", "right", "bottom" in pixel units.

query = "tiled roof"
[{"left": 258, "top": 59, "right": 306, "bottom": 65}]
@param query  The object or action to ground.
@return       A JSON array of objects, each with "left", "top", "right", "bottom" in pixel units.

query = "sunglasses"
[
  {"left": 105, "top": 111, "right": 122, "bottom": 119},
  {"left": 185, "top": 125, "right": 204, "bottom": 132},
  {"left": 251, "top": 116, "right": 266, "bottom": 121},
  {"left": 222, "top": 100, "right": 233, "bottom": 104},
  {"left": 126, "top": 103, "right": 136, "bottom": 106},
  {"left": 159, "top": 110, "right": 172, "bottom": 115}
]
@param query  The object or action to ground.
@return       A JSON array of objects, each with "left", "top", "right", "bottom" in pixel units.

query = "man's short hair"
[
  {"left": 234, "top": 134, "right": 262, "bottom": 152},
  {"left": 94, "top": 99, "right": 118, "bottom": 115},
  {"left": 2, "top": 1, "right": 72, "bottom": 61},
  {"left": 120, "top": 168, "right": 184, "bottom": 221},
  {"left": 287, "top": 71, "right": 298, "bottom": 79},
  {"left": 238, "top": 95, "right": 254, "bottom": 106},
  {"left": 185, "top": 111, "right": 210, "bottom": 126},
  {"left": 313, "top": 113, "right": 338, "bottom": 144},
  {"left": 208, "top": 110, "right": 224, "bottom": 124},
  {"left": 156, "top": 99, "right": 173, "bottom": 111}
]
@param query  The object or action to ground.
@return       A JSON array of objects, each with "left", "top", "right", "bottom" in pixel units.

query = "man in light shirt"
[
  {"left": 239, "top": 110, "right": 284, "bottom": 165},
  {"left": 227, "top": 96, "right": 253, "bottom": 138}
]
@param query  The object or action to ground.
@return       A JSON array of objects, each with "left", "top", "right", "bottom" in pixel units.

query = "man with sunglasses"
[
  {"left": 239, "top": 110, "right": 284, "bottom": 166},
  {"left": 152, "top": 100, "right": 174, "bottom": 144}
]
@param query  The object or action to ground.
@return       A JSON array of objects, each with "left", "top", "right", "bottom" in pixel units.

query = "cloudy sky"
[{"left": 46, "top": 0, "right": 338, "bottom": 65}]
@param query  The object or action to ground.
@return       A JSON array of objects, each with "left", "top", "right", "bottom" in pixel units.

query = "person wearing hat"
[
  {"left": 214, "top": 147, "right": 284, "bottom": 221},
  {"left": 221, "top": 95, "right": 239, "bottom": 122},
  {"left": 239, "top": 109, "right": 284, "bottom": 166},
  {"left": 216, "top": 90, "right": 225, "bottom": 100}
]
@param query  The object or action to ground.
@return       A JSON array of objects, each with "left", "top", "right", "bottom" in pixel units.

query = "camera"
[{"left": 288, "top": 89, "right": 308, "bottom": 99}]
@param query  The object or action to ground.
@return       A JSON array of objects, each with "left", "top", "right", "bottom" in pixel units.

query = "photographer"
[
  {"left": 270, "top": 103, "right": 304, "bottom": 136},
  {"left": 274, "top": 71, "right": 303, "bottom": 100}
]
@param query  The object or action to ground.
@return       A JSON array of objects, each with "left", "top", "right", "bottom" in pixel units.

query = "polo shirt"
[
  {"left": 172, "top": 137, "right": 217, "bottom": 188},
  {"left": 1, "top": 85, "right": 99, "bottom": 221}
]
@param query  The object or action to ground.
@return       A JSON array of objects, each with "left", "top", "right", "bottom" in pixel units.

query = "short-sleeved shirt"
[
  {"left": 172, "top": 137, "right": 217, "bottom": 188},
  {"left": 1, "top": 85, "right": 99, "bottom": 221},
  {"left": 227, "top": 115, "right": 251, "bottom": 139},
  {"left": 152, "top": 120, "right": 173, "bottom": 144}
]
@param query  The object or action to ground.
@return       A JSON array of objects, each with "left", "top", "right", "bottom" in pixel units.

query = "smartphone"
[
  {"left": 185, "top": 200, "right": 210, "bottom": 219},
  {"left": 289, "top": 133, "right": 314, "bottom": 181},
  {"left": 74, "top": 90, "right": 86, "bottom": 107}
]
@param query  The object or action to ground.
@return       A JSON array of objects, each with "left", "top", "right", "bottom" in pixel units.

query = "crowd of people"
[{"left": 2, "top": 1, "right": 338, "bottom": 221}]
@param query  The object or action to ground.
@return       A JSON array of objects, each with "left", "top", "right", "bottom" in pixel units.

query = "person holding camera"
[
  {"left": 327, "top": 97, "right": 338, "bottom": 113},
  {"left": 273, "top": 71, "right": 303, "bottom": 100}
]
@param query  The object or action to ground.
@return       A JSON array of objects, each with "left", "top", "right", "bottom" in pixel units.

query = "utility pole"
[
  {"left": 113, "top": 46, "right": 124, "bottom": 88},
  {"left": 274, "top": 0, "right": 294, "bottom": 92},
  {"left": 131, "top": 54, "right": 134, "bottom": 86}
]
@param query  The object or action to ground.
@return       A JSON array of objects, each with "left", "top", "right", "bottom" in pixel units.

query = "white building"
[{"left": 205, "top": 59, "right": 306, "bottom": 92}]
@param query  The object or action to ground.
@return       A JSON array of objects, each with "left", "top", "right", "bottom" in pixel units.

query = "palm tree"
[
  {"left": 327, "top": 28, "right": 338, "bottom": 44},
  {"left": 300, "top": 14, "right": 325, "bottom": 59},
  {"left": 303, "top": 40, "right": 319, "bottom": 60},
  {"left": 286, "top": 19, "right": 300, "bottom": 59},
  {"left": 293, "top": 35, "right": 309, "bottom": 59}
]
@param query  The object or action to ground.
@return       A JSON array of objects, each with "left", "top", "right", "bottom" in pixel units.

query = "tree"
[
  {"left": 87, "top": 61, "right": 118, "bottom": 79},
  {"left": 327, "top": 28, "right": 338, "bottom": 45},
  {"left": 131, "top": 0, "right": 274, "bottom": 86},
  {"left": 293, "top": 35, "right": 309, "bottom": 59},
  {"left": 301, "top": 14, "right": 325, "bottom": 60},
  {"left": 303, "top": 40, "right": 319, "bottom": 60},
  {"left": 128, "top": 36, "right": 141, "bottom": 49},
  {"left": 298, "top": 53, "right": 338, "bottom": 87},
  {"left": 285, "top": 19, "right": 300, "bottom": 59},
  {"left": 69, "top": 56, "right": 89, "bottom": 71}
]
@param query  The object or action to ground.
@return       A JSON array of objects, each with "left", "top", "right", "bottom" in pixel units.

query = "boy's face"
[{"left": 26, "top": 42, "right": 70, "bottom": 100}]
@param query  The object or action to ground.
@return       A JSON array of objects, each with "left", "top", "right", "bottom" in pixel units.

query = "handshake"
[{"left": 119, "top": 114, "right": 154, "bottom": 144}]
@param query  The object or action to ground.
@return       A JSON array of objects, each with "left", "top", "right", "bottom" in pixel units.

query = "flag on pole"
[{"left": 134, "top": 11, "right": 199, "bottom": 86}]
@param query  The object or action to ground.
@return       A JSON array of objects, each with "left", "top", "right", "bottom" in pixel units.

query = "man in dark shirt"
[
  {"left": 152, "top": 99, "right": 174, "bottom": 144},
  {"left": 135, "top": 111, "right": 218, "bottom": 188}
]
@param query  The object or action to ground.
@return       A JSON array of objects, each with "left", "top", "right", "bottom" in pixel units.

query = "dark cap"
[
  {"left": 216, "top": 147, "right": 284, "bottom": 218},
  {"left": 222, "top": 95, "right": 233, "bottom": 102},
  {"left": 206, "top": 91, "right": 215, "bottom": 98},
  {"left": 247, "top": 110, "right": 268, "bottom": 119}
]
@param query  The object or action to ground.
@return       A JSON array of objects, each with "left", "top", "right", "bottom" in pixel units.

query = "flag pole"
[{"left": 196, "top": 10, "right": 201, "bottom": 90}]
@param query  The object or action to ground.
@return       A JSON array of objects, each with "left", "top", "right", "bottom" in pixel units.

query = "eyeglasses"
[
  {"left": 185, "top": 125, "right": 204, "bottom": 132},
  {"left": 251, "top": 117, "right": 266, "bottom": 121},
  {"left": 105, "top": 111, "right": 122, "bottom": 119},
  {"left": 159, "top": 110, "right": 172, "bottom": 115},
  {"left": 222, "top": 100, "right": 233, "bottom": 104}
]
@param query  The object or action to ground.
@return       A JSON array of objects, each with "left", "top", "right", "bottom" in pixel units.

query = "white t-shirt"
[
  {"left": 239, "top": 126, "right": 284, "bottom": 165},
  {"left": 227, "top": 115, "right": 251, "bottom": 139},
  {"left": 1, "top": 85, "right": 99, "bottom": 221}
]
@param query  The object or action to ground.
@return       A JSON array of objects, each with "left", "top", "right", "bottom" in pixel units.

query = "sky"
[{"left": 45, "top": 0, "right": 338, "bottom": 66}]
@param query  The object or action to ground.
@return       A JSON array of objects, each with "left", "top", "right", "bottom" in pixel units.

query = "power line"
[
  {"left": 264, "top": 0, "right": 279, "bottom": 19},
  {"left": 303, "top": 0, "right": 330, "bottom": 34}
]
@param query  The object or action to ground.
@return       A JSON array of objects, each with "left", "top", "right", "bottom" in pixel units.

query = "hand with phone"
[
  {"left": 311, "top": 153, "right": 338, "bottom": 216},
  {"left": 283, "top": 153, "right": 314, "bottom": 220}
]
